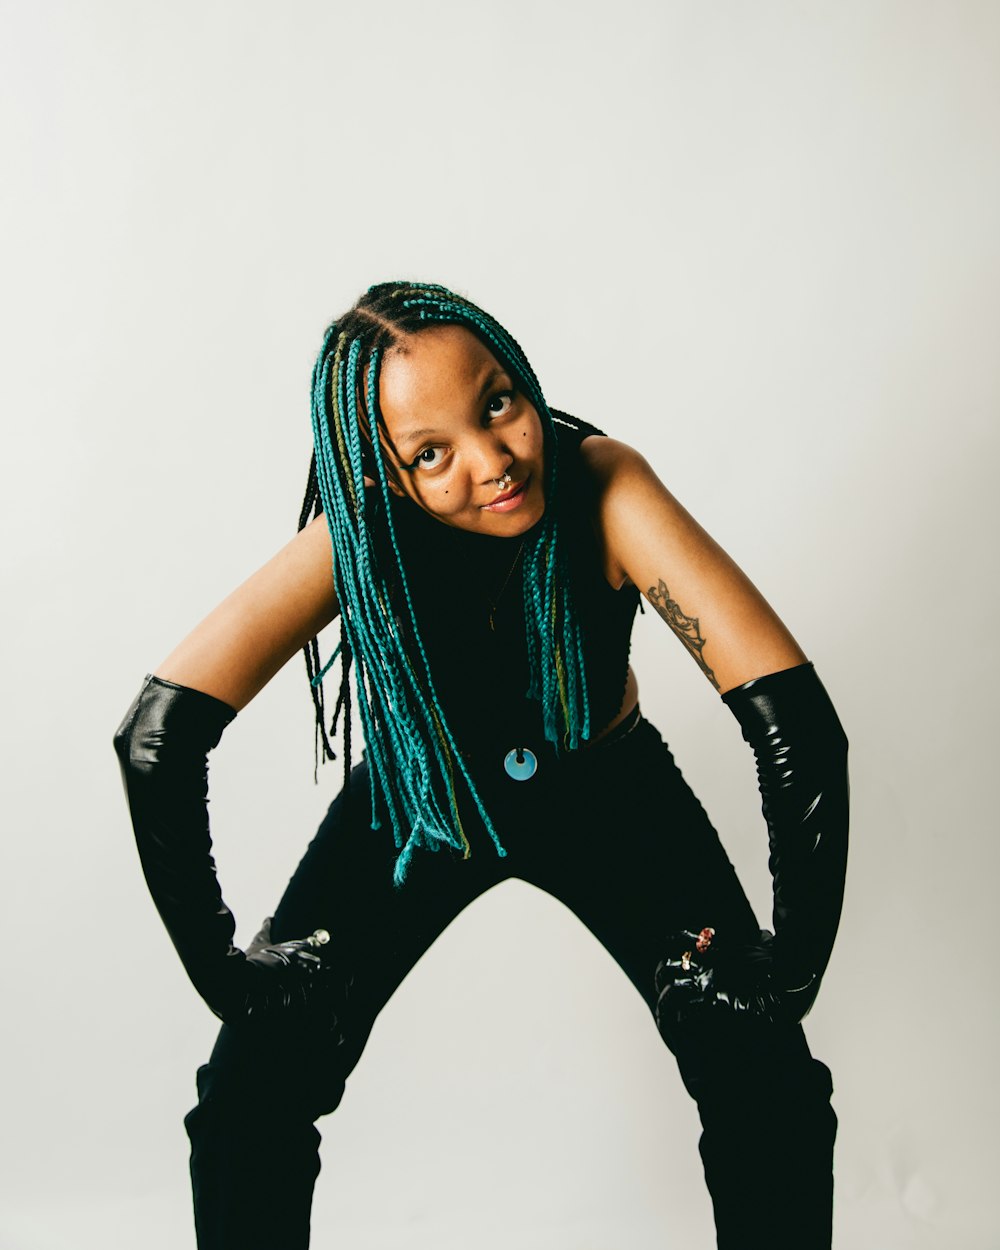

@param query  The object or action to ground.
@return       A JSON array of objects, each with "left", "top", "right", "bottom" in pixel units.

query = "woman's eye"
[
  {"left": 487, "top": 390, "right": 515, "bottom": 418},
  {"left": 412, "top": 446, "right": 445, "bottom": 471}
]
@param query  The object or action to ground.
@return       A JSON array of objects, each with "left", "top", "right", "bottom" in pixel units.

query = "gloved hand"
[
  {"left": 654, "top": 926, "right": 820, "bottom": 1043},
  {"left": 654, "top": 662, "right": 850, "bottom": 1041},
  {"left": 112, "top": 674, "right": 347, "bottom": 1029},
  {"left": 242, "top": 916, "right": 352, "bottom": 1037},
  {"left": 720, "top": 661, "right": 850, "bottom": 1002}
]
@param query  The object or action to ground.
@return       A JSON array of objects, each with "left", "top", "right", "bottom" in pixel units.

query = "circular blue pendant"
[{"left": 504, "top": 747, "right": 538, "bottom": 781}]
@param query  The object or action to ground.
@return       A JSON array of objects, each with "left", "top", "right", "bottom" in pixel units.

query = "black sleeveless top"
[{"left": 386, "top": 411, "right": 641, "bottom": 780}]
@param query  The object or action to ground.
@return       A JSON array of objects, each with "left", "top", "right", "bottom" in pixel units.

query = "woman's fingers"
[{"left": 245, "top": 915, "right": 275, "bottom": 958}]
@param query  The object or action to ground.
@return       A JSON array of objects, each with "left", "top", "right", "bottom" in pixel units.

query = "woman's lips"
[{"left": 481, "top": 475, "right": 530, "bottom": 512}]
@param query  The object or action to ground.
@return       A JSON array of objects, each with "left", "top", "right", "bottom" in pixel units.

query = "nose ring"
[{"left": 494, "top": 472, "right": 512, "bottom": 491}]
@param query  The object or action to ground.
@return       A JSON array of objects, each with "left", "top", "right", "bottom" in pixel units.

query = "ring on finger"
[{"left": 695, "top": 927, "right": 715, "bottom": 953}]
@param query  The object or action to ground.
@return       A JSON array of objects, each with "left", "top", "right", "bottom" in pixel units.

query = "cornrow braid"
[{"left": 297, "top": 280, "right": 592, "bottom": 886}]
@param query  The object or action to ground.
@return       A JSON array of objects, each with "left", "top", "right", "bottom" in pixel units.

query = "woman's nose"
[{"left": 471, "top": 435, "right": 514, "bottom": 483}]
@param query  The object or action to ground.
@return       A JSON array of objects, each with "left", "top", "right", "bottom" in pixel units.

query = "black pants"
[{"left": 184, "top": 711, "right": 837, "bottom": 1248}]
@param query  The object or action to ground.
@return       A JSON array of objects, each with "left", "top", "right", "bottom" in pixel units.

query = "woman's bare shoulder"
[
  {"left": 578, "top": 433, "right": 643, "bottom": 480},
  {"left": 153, "top": 514, "right": 340, "bottom": 712},
  {"left": 576, "top": 435, "right": 645, "bottom": 589},
  {"left": 580, "top": 434, "right": 809, "bottom": 694}
]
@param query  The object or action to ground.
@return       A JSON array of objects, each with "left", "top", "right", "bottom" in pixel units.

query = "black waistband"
[{"left": 578, "top": 702, "right": 643, "bottom": 753}]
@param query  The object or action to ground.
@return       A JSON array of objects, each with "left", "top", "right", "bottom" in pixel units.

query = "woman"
[{"left": 113, "top": 280, "right": 849, "bottom": 1249}]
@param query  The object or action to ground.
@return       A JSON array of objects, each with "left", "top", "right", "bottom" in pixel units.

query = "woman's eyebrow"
[
  {"left": 395, "top": 426, "right": 440, "bottom": 456},
  {"left": 395, "top": 366, "right": 507, "bottom": 455}
]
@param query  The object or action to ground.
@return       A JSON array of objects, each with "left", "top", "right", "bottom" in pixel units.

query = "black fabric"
[
  {"left": 384, "top": 411, "right": 642, "bottom": 782},
  {"left": 184, "top": 714, "right": 836, "bottom": 1249}
]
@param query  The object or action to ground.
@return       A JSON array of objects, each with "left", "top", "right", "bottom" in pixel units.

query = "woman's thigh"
[
  {"left": 267, "top": 758, "right": 509, "bottom": 1077},
  {"left": 510, "top": 717, "right": 837, "bottom": 1163},
  {"left": 188, "top": 761, "right": 511, "bottom": 1130},
  {"left": 510, "top": 714, "right": 763, "bottom": 1012}
]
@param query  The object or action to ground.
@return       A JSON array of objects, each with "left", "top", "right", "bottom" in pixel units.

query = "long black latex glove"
[
  {"left": 655, "top": 661, "right": 849, "bottom": 1035},
  {"left": 113, "top": 673, "right": 345, "bottom": 1030}
]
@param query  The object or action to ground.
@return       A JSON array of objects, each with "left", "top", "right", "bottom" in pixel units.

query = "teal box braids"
[{"left": 298, "top": 280, "right": 591, "bottom": 887}]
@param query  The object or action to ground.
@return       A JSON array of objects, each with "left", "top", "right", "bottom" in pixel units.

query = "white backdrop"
[{"left": 2, "top": 2, "right": 997, "bottom": 1247}]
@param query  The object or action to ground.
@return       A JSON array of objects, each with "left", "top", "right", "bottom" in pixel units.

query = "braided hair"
[{"left": 298, "top": 280, "right": 591, "bottom": 886}]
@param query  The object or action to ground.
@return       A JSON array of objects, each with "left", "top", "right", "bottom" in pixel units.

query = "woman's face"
[{"left": 369, "top": 324, "right": 546, "bottom": 537}]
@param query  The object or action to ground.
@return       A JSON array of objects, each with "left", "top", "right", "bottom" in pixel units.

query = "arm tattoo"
[{"left": 646, "top": 577, "right": 720, "bottom": 692}]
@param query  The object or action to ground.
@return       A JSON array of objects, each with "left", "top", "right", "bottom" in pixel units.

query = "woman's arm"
[
  {"left": 112, "top": 512, "right": 343, "bottom": 1025},
  {"left": 153, "top": 512, "right": 340, "bottom": 710},
  {"left": 580, "top": 436, "right": 849, "bottom": 1027},
  {"left": 579, "top": 435, "right": 808, "bottom": 694}
]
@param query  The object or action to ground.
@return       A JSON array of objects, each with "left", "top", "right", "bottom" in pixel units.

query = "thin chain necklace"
[{"left": 485, "top": 537, "right": 527, "bottom": 631}]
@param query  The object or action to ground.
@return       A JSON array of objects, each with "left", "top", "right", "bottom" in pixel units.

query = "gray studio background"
[{"left": 2, "top": 2, "right": 997, "bottom": 1247}]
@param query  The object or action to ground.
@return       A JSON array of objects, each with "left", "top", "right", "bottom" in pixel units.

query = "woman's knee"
[
  {"left": 667, "top": 1013, "right": 835, "bottom": 1120},
  {"left": 184, "top": 1019, "right": 350, "bottom": 1134}
]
